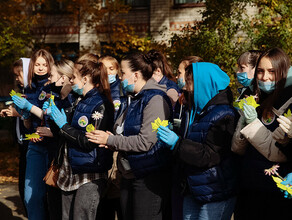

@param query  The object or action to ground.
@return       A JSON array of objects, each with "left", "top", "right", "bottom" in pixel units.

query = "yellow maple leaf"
[
  {"left": 272, "top": 176, "right": 292, "bottom": 196},
  {"left": 49, "top": 95, "right": 55, "bottom": 106},
  {"left": 86, "top": 124, "right": 95, "bottom": 132},
  {"left": 284, "top": 109, "right": 292, "bottom": 119},
  {"left": 238, "top": 96, "right": 260, "bottom": 110},
  {"left": 24, "top": 133, "right": 41, "bottom": 140},
  {"left": 151, "top": 117, "right": 169, "bottom": 132},
  {"left": 9, "top": 89, "right": 23, "bottom": 98}
]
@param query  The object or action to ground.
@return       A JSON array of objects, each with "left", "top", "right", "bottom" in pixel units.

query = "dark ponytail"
[
  {"left": 147, "top": 49, "right": 175, "bottom": 82},
  {"left": 75, "top": 60, "right": 112, "bottom": 104},
  {"left": 123, "top": 52, "right": 154, "bottom": 80}
]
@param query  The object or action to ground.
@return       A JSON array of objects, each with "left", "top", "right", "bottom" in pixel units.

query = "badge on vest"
[
  {"left": 78, "top": 116, "right": 88, "bottom": 127},
  {"left": 261, "top": 112, "right": 275, "bottom": 126},
  {"left": 39, "top": 91, "right": 46, "bottom": 101},
  {"left": 113, "top": 100, "right": 121, "bottom": 111}
]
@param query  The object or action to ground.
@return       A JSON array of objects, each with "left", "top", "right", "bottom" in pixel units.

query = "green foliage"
[{"left": 245, "top": 0, "right": 292, "bottom": 56}]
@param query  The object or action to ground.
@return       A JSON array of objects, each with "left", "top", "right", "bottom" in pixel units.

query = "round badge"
[
  {"left": 261, "top": 112, "right": 275, "bottom": 126},
  {"left": 113, "top": 100, "right": 121, "bottom": 111},
  {"left": 78, "top": 116, "right": 88, "bottom": 127},
  {"left": 38, "top": 91, "right": 46, "bottom": 101}
]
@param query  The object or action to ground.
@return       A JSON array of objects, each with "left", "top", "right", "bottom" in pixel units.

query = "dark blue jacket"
[
  {"left": 159, "top": 76, "right": 180, "bottom": 93},
  {"left": 174, "top": 87, "right": 239, "bottom": 203},
  {"left": 65, "top": 88, "right": 114, "bottom": 174},
  {"left": 24, "top": 78, "right": 50, "bottom": 131},
  {"left": 122, "top": 89, "right": 173, "bottom": 178}
]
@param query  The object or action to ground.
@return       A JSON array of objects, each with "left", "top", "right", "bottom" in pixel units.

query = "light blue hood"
[{"left": 189, "top": 62, "right": 230, "bottom": 125}]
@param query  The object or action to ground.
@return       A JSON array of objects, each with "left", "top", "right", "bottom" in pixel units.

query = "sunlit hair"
[
  {"left": 252, "top": 47, "right": 291, "bottom": 118},
  {"left": 54, "top": 59, "right": 74, "bottom": 80},
  {"left": 77, "top": 53, "right": 99, "bottom": 63},
  {"left": 180, "top": 56, "right": 204, "bottom": 67},
  {"left": 122, "top": 52, "right": 154, "bottom": 81},
  {"left": 75, "top": 60, "right": 112, "bottom": 104},
  {"left": 12, "top": 59, "right": 23, "bottom": 76},
  {"left": 237, "top": 50, "right": 262, "bottom": 69},
  {"left": 146, "top": 49, "right": 175, "bottom": 81},
  {"left": 99, "top": 55, "right": 121, "bottom": 77},
  {"left": 27, "top": 49, "right": 54, "bottom": 88}
]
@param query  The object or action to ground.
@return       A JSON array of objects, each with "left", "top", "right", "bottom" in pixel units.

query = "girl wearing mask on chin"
[
  {"left": 11, "top": 49, "right": 54, "bottom": 220},
  {"left": 232, "top": 48, "right": 292, "bottom": 220},
  {"left": 86, "top": 52, "right": 173, "bottom": 220},
  {"left": 157, "top": 62, "right": 239, "bottom": 220},
  {"left": 48, "top": 60, "right": 114, "bottom": 220}
]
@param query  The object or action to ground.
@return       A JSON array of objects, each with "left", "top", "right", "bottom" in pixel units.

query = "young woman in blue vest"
[
  {"left": 48, "top": 59, "right": 114, "bottom": 220},
  {"left": 11, "top": 49, "right": 54, "bottom": 220},
  {"left": 86, "top": 52, "right": 173, "bottom": 220},
  {"left": 99, "top": 55, "right": 123, "bottom": 112},
  {"left": 232, "top": 48, "right": 292, "bottom": 219},
  {"left": 97, "top": 55, "right": 123, "bottom": 220},
  {"left": 157, "top": 62, "right": 239, "bottom": 220},
  {"left": 147, "top": 49, "right": 179, "bottom": 107}
]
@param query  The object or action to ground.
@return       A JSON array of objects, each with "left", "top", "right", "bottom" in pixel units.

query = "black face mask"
[
  {"left": 34, "top": 73, "right": 48, "bottom": 81},
  {"left": 50, "top": 82, "right": 62, "bottom": 94}
]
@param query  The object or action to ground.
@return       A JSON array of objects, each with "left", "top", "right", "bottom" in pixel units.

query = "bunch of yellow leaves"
[
  {"left": 9, "top": 89, "right": 23, "bottom": 98},
  {"left": 238, "top": 96, "right": 260, "bottom": 110},
  {"left": 24, "top": 133, "right": 41, "bottom": 140},
  {"left": 151, "top": 117, "right": 169, "bottom": 132},
  {"left": 272, "top": 176, "right": 292, "bottom": 197}
]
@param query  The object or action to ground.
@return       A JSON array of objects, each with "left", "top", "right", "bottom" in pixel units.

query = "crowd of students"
[{"left": 1, "top": 47, "right": 292, "bottom": 220}]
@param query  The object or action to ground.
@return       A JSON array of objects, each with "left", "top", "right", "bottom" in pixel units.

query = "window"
[
  {"left": 174, "top": 0, "right": 204, "bottom": 3},
  {"left": 101, "top": 0, "right": 149, "bottom": 8},
  {"left": 173, "top": 0, "right": 205, "bottom": 8}
]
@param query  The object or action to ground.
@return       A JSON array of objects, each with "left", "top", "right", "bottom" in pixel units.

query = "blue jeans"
[
  {"left": 24, "top": 142, "right": 48, "bottom": 220},
  {"left": 183, "top": 195, "right": 236, "bottom": 220}
]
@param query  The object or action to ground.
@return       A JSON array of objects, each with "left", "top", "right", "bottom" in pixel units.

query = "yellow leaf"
[
  {"left": 238, "top": 96, "right": 260, "bottom": 110},
  {"left": 24, "top": 133, "right": 40, "bottom": 140},
  {"left": 9, "top": 89, "right": 23, "bottom": 98},
  {"left": 284, "top": 109, "right": 291, "bottom": 119},
  {"left": 272, "top": 176, "right": 292, "bottom": 196},
  {"left": 86, "top": 124, "right": 95, "bottom": 132},
  {"left": 151, "top": 117, "right": 169, "bottom": 132}
]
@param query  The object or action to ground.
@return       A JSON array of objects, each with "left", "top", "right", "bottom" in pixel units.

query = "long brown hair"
[
  {"left": 27, "top": 49, "right": 54, "bottom": 88},
  {"left": 252, "top": 48, "right": 291, "bottom": 118},
  {"left": 98, "top": 55, "right": 121, "bottom": 77},
  {"left": 75, "top": 60, "right": 112, "bottom": 104}
]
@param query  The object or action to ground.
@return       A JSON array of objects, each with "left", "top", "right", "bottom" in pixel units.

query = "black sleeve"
[
  {"left": 60, "top": 103, "right": 114, "bottom": 151},
  {"left": 173, "top": 115, "right": 238, "bottom": 168}
]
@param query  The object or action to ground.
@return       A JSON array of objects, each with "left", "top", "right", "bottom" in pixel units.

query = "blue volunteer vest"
[
  {"left": 159, "top": 76, "right": 180, "bottom": 93},
  {"left": 68, "top": 88, "right": 113, "bottom": 174},
  {"left": 122, "top": 89, "right": 173, "bottom": 178},
  {"left": 181, "top": 104, "right": 238, "bottom": 203}
]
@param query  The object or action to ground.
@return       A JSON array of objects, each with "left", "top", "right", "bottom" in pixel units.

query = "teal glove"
[
  {"left": 51, "top": 105, "right": 67, "bottom": 128},
  {"left": 12, "top": 95, "right": 33, "bottom": 112},
  {"left": 42, "top": 100, "right": 50, "bottom": 111},
  {"left": 157, "top": 125, "right": 179, "bottom": 150},
  {"left": 281, "top": 173, "right": 292, "bottom": 199},
  {"left": 243, "top": 103, "right": 257, "bottom": 124}
]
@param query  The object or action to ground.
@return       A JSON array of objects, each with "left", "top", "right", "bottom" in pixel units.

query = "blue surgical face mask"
[
  {"left": 71, "top": 84, "right": 83, "bottom": 95},
  {"left": 258, "top": 80, "right": 275, "bottom": 94},
  {"left": 108, "top": 74, "right": 116, "bottom": 84},
  {"left": 237, "top": 72, "right": 253, "bottom": 87},
  {"left": 177, "top": 78, "right": 186, "bottom": 89},
  {"left": 121, "top": 78, "right": 135, "bottom": 93}
]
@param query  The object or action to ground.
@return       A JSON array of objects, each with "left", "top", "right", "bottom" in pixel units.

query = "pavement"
[{"left": 0, "top": 183, "right": 27, "bottom": 220}]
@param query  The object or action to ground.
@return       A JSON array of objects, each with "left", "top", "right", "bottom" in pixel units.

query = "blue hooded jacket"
[{"left": 177, "top": 62, "right": 239, "bottom": 203}]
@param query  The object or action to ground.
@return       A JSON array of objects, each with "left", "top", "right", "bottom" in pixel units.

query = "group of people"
[{"left": 1, "top": 47, "right": 292, "bottom": 220}]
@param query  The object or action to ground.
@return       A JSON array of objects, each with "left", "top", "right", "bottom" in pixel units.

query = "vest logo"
[
  {"left": 261, "top": 112, "right": 275, "bottom": 126},
  {"left": 113, "top": 100, "right": 121, "bottom": 111},
  {"left": 78, "top": 116, "right": 88, "bottom": 127},
  {"left": 38, "top": 91, "right": 46, "bottom": 101}
]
